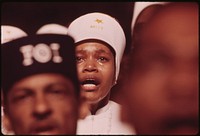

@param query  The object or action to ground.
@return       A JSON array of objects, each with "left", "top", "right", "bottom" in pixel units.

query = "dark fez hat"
[{"left": 1, "top": 34, "right": 79, "bottom": 94}]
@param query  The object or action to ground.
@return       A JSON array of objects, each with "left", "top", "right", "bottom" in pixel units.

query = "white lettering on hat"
[
  {"left": 20, "top": 43, "right": 63, "bottom": 66},
  {"left": 33, "top": 43, "right": 52, "bottom": 63},
  {"left": 20, "top": 45, "right": 34, "bottom": 66},
  {"left": 50, "top": 43, "right": 63, "bottom": 63},
  {"left": 90, "top": 25, "right": 103, "bottom": 30}
]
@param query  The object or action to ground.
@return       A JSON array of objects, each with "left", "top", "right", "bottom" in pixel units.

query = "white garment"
[
  {"left": 131, "top": 2, "right": 169, "bottom": 32},
  {"left": 1, "top": 106, "right": 14, "bottom": 135},
  {"left": 76, "top": 100, "right": 136, "bottom": 135}
]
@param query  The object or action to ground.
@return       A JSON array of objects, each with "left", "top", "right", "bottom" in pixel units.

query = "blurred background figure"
[
  {"left": 131, "top": 2, "right": 168, "bottom": 32},
  {"left": 1, "top": 25, "right": 28, "bottom": 44},
  {"left": 36, "top": 23, "right": 68, "bottom": 35},
  {"left": 1, "top": 25, "right": 28, "bottom": 135},
  {"left": 121, "top": 2, "right": 198, "bottom": 135}
]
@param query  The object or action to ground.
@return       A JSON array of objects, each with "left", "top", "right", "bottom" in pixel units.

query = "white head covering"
[
  {"left": 131, "top": 2, "right": 169, "bottom": 33},
  {"left": 36, "top": 23, "right": 68, "bottom": 35},
  {"left": 1, "top": 25, "right": 28, "bottom": 44},
  {"left": 67, "top": 12, "right": 126, "bottom": 81}
]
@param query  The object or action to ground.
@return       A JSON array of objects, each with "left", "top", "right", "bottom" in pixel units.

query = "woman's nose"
[{"left": 83, "top": 59, "right": 98, "bottom": 73}]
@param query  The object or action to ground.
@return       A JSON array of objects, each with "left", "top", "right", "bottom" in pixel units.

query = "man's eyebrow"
[
  {"left": 9, "top": 87, "right": 34, "bottom": 98},
  {"left": 45, "top": 82, "right": 69, "bottom": 88},
  {"left": 10, "top": 87, "right": 33, "bottom": 93},
  {"left": 45, "top": 81, "right": 74, "bottom": 89},
  {"left": 44, "top": 82, "right": 75, "bottom": 95}
]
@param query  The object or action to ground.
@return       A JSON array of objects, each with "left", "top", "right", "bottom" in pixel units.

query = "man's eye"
[
  {"left": 50, "top": 88, "right": 71, "bottom": 96},
  {"left": 49, "top": 89, "right": 64, "bottom": 94},
  {"left": 12, "top": 93, "right": 31, "bottom": 102},
  {"left": 48, "top": 88, "right": 73, "bottom": 99}
]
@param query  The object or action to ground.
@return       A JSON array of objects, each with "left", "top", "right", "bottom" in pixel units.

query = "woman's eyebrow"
[
  {"left": 76, "top": 49, "right": 86, "bottom": 54},
  {"left": 76, "top": 49, "right": 110, "bottom": 54},
  {"left": 95, "top": 49, "right": 111, "bottom": 55}
]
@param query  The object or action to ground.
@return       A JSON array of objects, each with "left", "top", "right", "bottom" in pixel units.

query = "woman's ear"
[{"left": 78, "top": 97, "right": 90, "bottom": 119}]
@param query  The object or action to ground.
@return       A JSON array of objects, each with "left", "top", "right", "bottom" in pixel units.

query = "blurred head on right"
[{"left": 121, "top": 2, "right": 198, "bottom": 135}]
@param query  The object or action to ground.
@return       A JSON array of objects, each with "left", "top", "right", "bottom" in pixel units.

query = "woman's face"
[{"left": 76, "top": 42, "right": 115, "bottom": 104}]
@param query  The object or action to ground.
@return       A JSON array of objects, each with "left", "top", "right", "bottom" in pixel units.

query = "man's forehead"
[
  {"left": 140, "top": 4, "right": 198, "bottom": 45},
  {"left": 9, "top": 74, "right": 74, "bottom": 94},
  {"left": 12, "top": 73, "right": 71, "bottom": 86},
  {"left": 144, "top": 3, "right": 198, "bottom": 32}
]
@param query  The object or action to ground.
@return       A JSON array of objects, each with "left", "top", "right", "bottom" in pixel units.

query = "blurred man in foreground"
[
  {"left": 121, "top": 2, "right": 198, "bottom": 135},
  {"left": 1, "top": 34, "right": 80, "bottom": 135}
]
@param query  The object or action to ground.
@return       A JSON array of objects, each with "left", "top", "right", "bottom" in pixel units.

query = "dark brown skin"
[
  {"left": 121, "top": 2, "right": 198, "bottom": 135},
  {"left": 5, "top": 73, "right": 79, "bottom": 135},
  {"left": 76, "top": 42, "right": 115, "bottom": 115}
]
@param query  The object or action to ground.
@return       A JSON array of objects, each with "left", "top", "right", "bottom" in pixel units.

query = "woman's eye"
[
  {"left": 98, "top": 57, "right": 109, "bottom": 62},
  {"left": 76, "top": 56, "right": 84, "bottom": 63}
]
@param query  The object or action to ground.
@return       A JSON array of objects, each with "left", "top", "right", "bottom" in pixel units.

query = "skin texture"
[
  {"left": 121, "top": 2, "right": 198, "bottom": 135},
  {"left": 4, "top": 73, "right": 78, "bottom": 135},
  {"left": 76, "top": 42, "right": 115, "bottom": 114}
]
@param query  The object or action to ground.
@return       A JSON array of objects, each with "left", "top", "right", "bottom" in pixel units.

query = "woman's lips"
[
  {"left": 81, "top": 78, "right": 100, "bottom": 92},
  {"left": 81, "top": 84, "right": 99, "bottom": 91}
]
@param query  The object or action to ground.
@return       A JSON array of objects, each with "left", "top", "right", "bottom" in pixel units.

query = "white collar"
[{"left": 87, "top": 101, "right": 111, "bottom": 116}]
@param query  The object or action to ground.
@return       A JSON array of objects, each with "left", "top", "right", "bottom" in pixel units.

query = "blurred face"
[
  {"left": 76, "top": 42, "right": 115, "bottom": 104},
  {"left": 5, "top": 73, "right": 78, "bottom": 135},
  {"left": 122, "top": 3, "right": 198, "bottom": 135}
]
